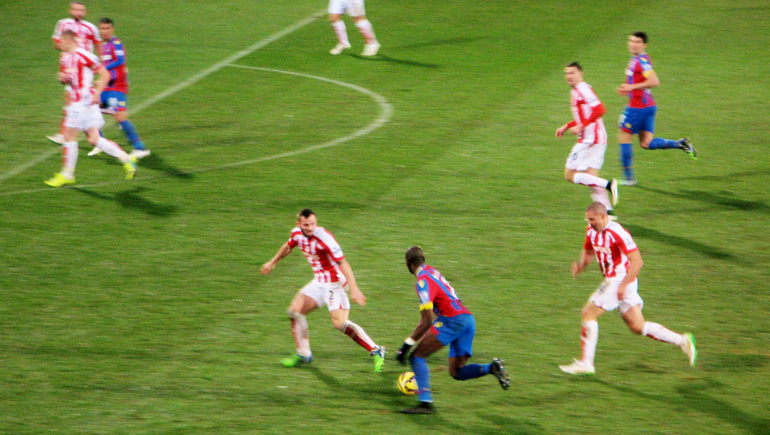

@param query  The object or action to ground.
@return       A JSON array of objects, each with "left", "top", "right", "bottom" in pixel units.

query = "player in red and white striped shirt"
[
  {"left": 261, "top": 209, "right": 386, "bottom": 372},
  {"left": 44, "top": 30, "right": 137, "bottom": 187},
  {"left": 556, "top": 62, "right": 618, "bottom": 216},
  {"left": 558, "top": 202, "right": 697, "bottom": 375},
  {"left": 48, "top": 2, "right": 102, "bottom": 144}
]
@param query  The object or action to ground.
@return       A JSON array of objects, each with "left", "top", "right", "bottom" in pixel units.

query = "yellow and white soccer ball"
[{"left": 397, "top": 371, "right": 418, "bottom": 395}]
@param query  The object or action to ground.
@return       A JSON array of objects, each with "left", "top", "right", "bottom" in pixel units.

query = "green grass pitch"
[{"left": 1, "top": 0, "right": 769, "bottom": 433}]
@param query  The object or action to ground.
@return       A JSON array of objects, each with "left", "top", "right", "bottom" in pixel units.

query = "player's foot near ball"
[
  {"left": 489, "top": 358, "right": 510, "bottom": 390},
  {"left": 371, "top": 346, "right": 386, "bottom": 373},
  {"left": 679, "top": 138, "right": 698, "bottom": 159},
  {"left": 681, "top": 333, "right": 697, "bottom": 367},
  {"left": 400, "top": 402, "right": 434, "bottom": 415},
  {"left": 329, "top": 42, "right": 351, "bottom": 55},
  {"left": 559, "top": 358, "right": 595, "bottom": 375},
  {"left": 619, "top": 178, "right": 637, "bottom": 187},
  {"left": 280, "top": 354, "right": 313, "bottom": 368}
]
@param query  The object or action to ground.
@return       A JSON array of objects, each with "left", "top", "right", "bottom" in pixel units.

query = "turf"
[{"left": 1, "top": 0, "right": 769, "bottom": 434}]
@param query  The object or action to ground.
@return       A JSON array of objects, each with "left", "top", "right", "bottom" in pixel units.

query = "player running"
[
  {"left": 45, "top": 30, "right": 137, "bottom": 187},
  {"left": 396, "top": 246, "right": 510, "bottom": 415},
  {"left": 88, "top": 17, "right": 150, "bottom": 159},
  {"left": 558, "top": 202, "right": 697, "bottom": 375},
  {"left": 556, "top": 61, "right": 618, "bottom": 216},
  {"left": 48, "top": 1, "right": 101, "bottom": 145},
  {"left": 327, "top": 0, "right": 380, "bottom": 56},
  {"left": 260, "top": 209, "right": 386, "bottom": 373},
  {"left": 617, "top": 31, "right": 697, "bottom": 185}
]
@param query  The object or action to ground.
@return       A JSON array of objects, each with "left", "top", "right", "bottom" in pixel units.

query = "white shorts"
[
  {"left": 565, "top": 142, "right": 607, "bottom": 172},
  {"left": 301, "top": 279, "right": 351, "bottom": 311},
  {"left": 328, "top": 0, "right": 365, "bottom": 16},
  {"left": 588, "top": 277, "right": 644, "bottom": 315},
  {"left": 64, "top": 102, "right": 105, "bottom": 132}
]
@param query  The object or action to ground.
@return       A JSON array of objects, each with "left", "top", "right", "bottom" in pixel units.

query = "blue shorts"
[
  {"left": 431, "top": 313, "right": 475, "bottom": 358},
  {"left": 618, "top": 106, "right": 656, "bottom": 134},
  {"left": 101, "top": 90, "right": 129, "bottom": 112}
]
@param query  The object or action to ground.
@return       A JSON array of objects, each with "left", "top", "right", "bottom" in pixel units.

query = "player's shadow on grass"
[
  {"left": 622, "top": 223, "right": 740, "bottom": 263},
  {"left": 358, "top": 54, "right": 441, "bottom": 69},
  {"left": 101, "top": 154, "right": 194, "bottom": 180},
  {"left": 399, "top": 36, "right": 489, "bottom": 50},
  {"left": 134, "top": 154, "right": 195, "bottom": 180},
  {"left": 637, "top": 186, "right": 770, "bottom": 213},
  {"left": 73, "top": 186, "right": 179, "bottom": 217},
  {"left": 596, "top": 378, "right": 770, "bottom": 435}
]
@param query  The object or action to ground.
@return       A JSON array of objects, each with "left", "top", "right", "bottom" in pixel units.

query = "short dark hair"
[
  {"left": 631, "top": 31, "right": 648, "bottom": 43},
  {"left": 567, "top": 61, "right": 582, "bottom": 71},
  {"left": 99, "top": 17, "right": 114, "bottom": 25},
  {"left": 297, "top": 208, "right": 315, "bottom": 220},
  {"left": 405, "top": 246, "right": 425, "bottom": 273}
]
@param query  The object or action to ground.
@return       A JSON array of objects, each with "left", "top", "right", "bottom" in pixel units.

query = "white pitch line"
[
  {"left": 0, "top": 67, "right": 393, "bottom": 197},
  {"left": 0, "top": 10, "right": 324, "bottom": 184}
]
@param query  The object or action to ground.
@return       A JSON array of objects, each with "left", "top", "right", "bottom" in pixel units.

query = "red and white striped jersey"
[
  {"left": 287, "top": 226, "right": 346, "bottom": 283},
  {"left": 583, "top": 221, "right": 638, "bottom": 278},
  {"left": 570, "top": 81, "right": 607, "bottom": 145},
  {"left": 52, "top": 18, "right": 101, "bottom": 53},
  {"left": 59, "top": 48, "right": 102, "bottom": 105}
]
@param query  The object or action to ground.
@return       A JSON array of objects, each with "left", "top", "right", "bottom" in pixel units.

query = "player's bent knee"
[{"left": 335, "top": 319, "right": 350, "bottom": 332}]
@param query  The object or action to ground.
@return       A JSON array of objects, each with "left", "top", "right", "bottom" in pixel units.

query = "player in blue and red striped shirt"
[
  {"left": 395, "top": 246, "right": 510, "bottom": 414},
  {"left": 617, "top": 31, "right": 697, "bottom": 185},
  {"left": 91, "top": 17, "right": 150, "bottom": 159}
]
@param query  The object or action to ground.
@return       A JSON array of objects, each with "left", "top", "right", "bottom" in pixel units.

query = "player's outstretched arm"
[{"left": 260, "top": 243, "right": 292, "bottom": 275}]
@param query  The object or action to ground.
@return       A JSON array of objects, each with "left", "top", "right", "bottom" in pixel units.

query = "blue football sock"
[
  {"left": 455, "top": 363, "right": 489, "bottom": 380},
  {"left": 619, "top": 143, "right": 635, "bottom": 180},
  {"left": 119, "top": 120, "right": 146, "bottom": 150},
  {"left": 648, "top": 137, "right": 681, "bottom": 150},
  {"left": 411, "top": 356, "right": 433, "bottom": 403}
]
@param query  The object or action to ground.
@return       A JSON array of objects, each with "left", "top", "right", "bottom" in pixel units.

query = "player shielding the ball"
[
  {"left": 395, "top": 246, "right": 510, "bottom": 415},
  {"left": 261, "top": 209, "right": 386, "bottom": 373}
]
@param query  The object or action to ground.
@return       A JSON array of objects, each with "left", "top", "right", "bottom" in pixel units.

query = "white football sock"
[
  {"left": 591, "top": 187, "right": 613, "bottom": 212},
  {"left": 340, "top": 320, "right": 377, "bottom": 352},
  {"left": 573, "top": 172, "right": 608, "bottom": 188},
  {"left": 580, "top": 320, "right": 599, "bottom": 366},
  {"left": 95, "top": 137, "right": 130, "bottom": 163},
  {"left": 62, "top": 141, "right": 78, "bottom": 178},
  {"left": 355, "top": 19, "right": 377, "bottom": 44},
  {"left": 642, "top": 322, "right": 685, "bottom": 346},
  {"left": 289, "top": 311, "right": 311, "bottom": 358},
  {"left": 331, "top": 21, "right": 349, "bottom": 45}
]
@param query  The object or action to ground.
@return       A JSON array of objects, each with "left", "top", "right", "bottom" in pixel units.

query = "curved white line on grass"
[
  {"left": 0, "top": 68, "right": 393, "bottom": 196},
  {"left": 183, "top": 64, "right": 394, "bottom": 173},
  {"left": 0, "top": 10, "right": 324, "bottom": 184}
]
